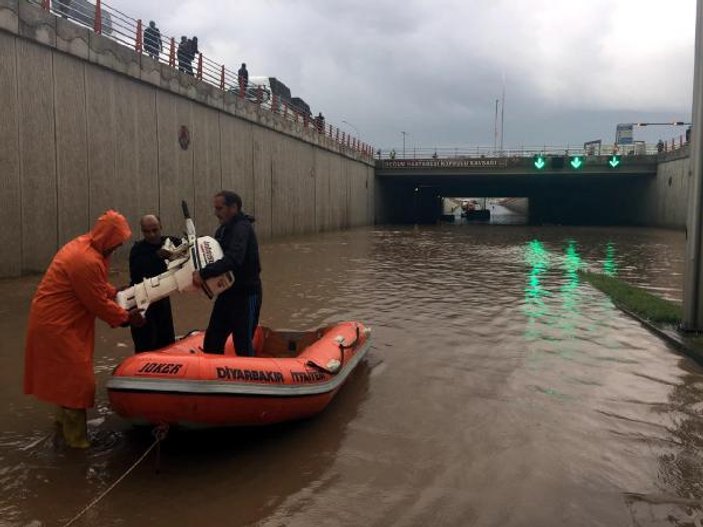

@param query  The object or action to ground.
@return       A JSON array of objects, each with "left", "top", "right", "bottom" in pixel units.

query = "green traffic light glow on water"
[
  {"left": 523, "top": 239, "right": 585, "bottom": 341},
  {"left": 604, "top": 242, "right": 617, "bottom": 276},
  {"left": 524, "top": 240, "right": 551, "bottom": 341}
]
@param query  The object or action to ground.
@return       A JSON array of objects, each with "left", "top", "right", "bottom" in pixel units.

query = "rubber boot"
[
  {"left": 62, "top": 408, "right": 90, "bottom": 449},
  {"left": 52, "top": 407, "right": 65, "bottom": 446},
  {"left": 54, "top": 406, "right": 64, "bottom": 426}
]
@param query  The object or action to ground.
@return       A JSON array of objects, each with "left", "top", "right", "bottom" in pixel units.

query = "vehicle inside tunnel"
[{"left": 441, "top": 197, "right": 529, "bottom": 225}]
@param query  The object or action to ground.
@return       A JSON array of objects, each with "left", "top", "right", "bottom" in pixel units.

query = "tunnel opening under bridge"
[
  {"left": 441, "top": 197, "right": 529, "bottom": 225},
  {"left": 374, "top": 176, "right": 654, "bottom": 226}
]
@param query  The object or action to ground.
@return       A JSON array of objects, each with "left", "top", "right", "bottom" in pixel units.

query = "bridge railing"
[
  {"left": 376, "top": 140, "right": 689, "bottom": 160},
  {"left": 29, "top": 0, "right": 375, "bottom": 159}
]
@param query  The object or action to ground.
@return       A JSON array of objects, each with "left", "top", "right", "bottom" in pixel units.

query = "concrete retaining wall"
[
  {"left": 637, "top": 155, "right": 690, "bottom": 230},
  {"left": 0, "top": 1, "right": 374, "bottom": 276}
]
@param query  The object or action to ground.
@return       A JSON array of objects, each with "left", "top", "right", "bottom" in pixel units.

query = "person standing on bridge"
[
  {"left": 24, "top": 211, "right": 145, "bottom": 448},
  {"left": 177, "top": 36, "right": 192, "bottom": 75},
  {"left": 315, "top": 112, "right": 325, "bottom": 134},
  {"left": 128, "top": 215, "right": 181, "bottom": 353},
  {"left": 144, "top": 21, "right": 162, "bottom": 61},
  {"left": 238, "top": 63, "right": 249, "bottom": 94},
  {"left": 193, "top": 191, "right": 262, "bottom": 357},
  {"left": 189, "top": 36, "right": 199, "bottom": 68}
]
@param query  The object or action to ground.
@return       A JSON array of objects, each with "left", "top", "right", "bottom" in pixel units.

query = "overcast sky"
[{"left": 114, "top": 0, "right": 695, "bottom": 151}]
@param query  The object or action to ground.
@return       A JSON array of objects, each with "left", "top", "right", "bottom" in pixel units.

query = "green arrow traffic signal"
[
  {"left": 608, "top": 155, "right": 621, "bottom": 168},
  {"left": 570, "top": 156, "right": 583, "bottom": 169},
  {"left": 533, "top": 155, "right": 546, "bottom": 170}
]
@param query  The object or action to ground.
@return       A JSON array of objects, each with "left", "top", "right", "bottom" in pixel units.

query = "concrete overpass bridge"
[{"left": 375, "top": 154, "right": 661, "bottom": 224}]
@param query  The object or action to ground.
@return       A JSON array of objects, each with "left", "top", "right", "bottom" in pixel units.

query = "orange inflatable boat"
[{"left": 107, "top": 321, "right": 371, "bottom": 427}]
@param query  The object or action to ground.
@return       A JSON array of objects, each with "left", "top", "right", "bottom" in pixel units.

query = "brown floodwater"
[{"left": 2, "top": 224, "right": 702, "bottom": 527}]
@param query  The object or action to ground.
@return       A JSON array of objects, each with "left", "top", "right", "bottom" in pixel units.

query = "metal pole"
[
  {"left": 500, "top": 84, "right": 505, "bottom": 154},
  {"left": 342, "top": 120, "right": 360, "bottom": 141},
  {"left": 401, "top": 131, "right": 407, "bottom": 158},
  {"left": 135, "top": 19, "right": 143, "bottom": 53},
  {"left": 493, "top": 99, "right": 499, "bottom": 154},
  {"left": 683, "top": 0, "right": 703, "bottom": 330},
  {"left": 342, "top": 121, "right": 361, "bottom": 139},
  {"left": 93, "top": 0, "right": 102, "bottom": 34}
]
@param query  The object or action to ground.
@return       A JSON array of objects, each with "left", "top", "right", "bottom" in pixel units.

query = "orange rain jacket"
[{"left": 24, "top": 211, "right": 132, "bottom": 409}]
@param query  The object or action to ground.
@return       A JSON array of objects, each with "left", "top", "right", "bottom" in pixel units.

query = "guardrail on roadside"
[
  {"left": 29, "top": 0, "right": 374, "bottom": 159},
  {"left": 376, "top": 139, "right": 689, "bottom": 160}
]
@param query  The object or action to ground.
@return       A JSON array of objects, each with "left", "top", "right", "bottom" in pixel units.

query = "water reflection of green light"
[
  {"left": 559, "top": 240, "right": 583, "bottom": 344},
  {"left": 523, "top": 239, "right": 585, "bottom": 355},
  {"left": 603, "top": 242, "right": 617, "bottom": 277},
  {"left": 525, "top": 240, "right": 549, "bottom": 303},
  {"left": 562, "top": 240, "right": 581, "bottom": 298},
  {"left": 524, "top": 240, "right": 550, "bottom": 339}
]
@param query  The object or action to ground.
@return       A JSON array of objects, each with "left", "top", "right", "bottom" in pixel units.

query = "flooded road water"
[{"left": 2, "top": 225, "right": 702, "bottom": 526}]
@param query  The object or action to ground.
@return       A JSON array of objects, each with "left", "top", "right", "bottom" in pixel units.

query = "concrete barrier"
[{"left": 0, "top": 1, "right": 374, "bottom": 276}]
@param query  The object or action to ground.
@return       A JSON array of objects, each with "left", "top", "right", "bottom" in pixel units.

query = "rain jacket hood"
[{"left": 90, "top": 210, "right": 131, "bottom": 254}]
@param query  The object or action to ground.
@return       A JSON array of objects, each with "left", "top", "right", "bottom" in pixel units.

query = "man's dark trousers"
[
  {"left": 203, "top": 289, "right": 262, "bottom": 356},
  {"left": 131, "top": 299, "right": 176, "bottom": 353}
]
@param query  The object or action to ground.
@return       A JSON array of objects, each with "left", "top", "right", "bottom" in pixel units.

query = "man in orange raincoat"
[{"left": 24, "top": 210, "right": 145, "bottom": 448}]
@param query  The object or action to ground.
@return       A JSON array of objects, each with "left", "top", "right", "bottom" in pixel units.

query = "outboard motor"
[{"left": 116, "top": 201, "right": 234, "bottom": 311}]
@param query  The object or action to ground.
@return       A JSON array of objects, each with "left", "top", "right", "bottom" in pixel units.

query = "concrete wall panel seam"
[
  {"left": 14, "top": 33, "right": 23, "bottom": 273},
  {"left": 83, "top": 53, "right": 89, "bottom": 227},
  {"left": 154, "top": 88, "right": 160, "bottom": 215},
  {"left": 51, "top": 49, "right": 59, "bottom": 249},
  {"left": 0, "top": 31, "right": 21, "bottom": 274}
]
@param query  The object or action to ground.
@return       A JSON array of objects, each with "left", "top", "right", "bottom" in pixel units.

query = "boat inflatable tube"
[{"left": 107, "top": 321, "right": 371, "bottom": 427}]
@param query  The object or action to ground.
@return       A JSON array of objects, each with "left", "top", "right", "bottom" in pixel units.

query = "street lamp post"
[
  {"left": 684, "top": 0, "right": 703, "bottom": 330},
  {"left": 342, "top": 120, "right": 360, "bottom": 141},
  {"left": 401, "top": 131, "right": 407, "bottom": 159}
]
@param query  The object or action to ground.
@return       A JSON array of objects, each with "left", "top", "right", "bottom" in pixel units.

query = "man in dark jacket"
[
  {"left": 177, "top": 36, "right": 192, "bottom": 75},
  {"left": 129, "top": 215, "right": 180, "bottom": 352},
  {"left": 193, "top": 191, "right": 262, "bottom": 356},
  {"left": 238, "top": 63, "right": 249, "bottom": 93},
  {"left": 144, "top": 21, "right": 162, "bottom": 60}
]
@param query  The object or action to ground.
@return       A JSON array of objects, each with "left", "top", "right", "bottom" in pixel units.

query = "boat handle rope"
[
  {"left": 305, "top": 325, "right": 362, "bottom": 376},
  {"left": 63, "top": 423, "right": 169, "bottom": 527},
  {"left": 338, "top": 325, "right": 361, "bottom": 351}
]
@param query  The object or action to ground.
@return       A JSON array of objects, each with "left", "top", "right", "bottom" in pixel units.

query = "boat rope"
[
  {"left": 336, "top": 325, "right": 361, "bottom": 368},
  {"left": 63, "top": 424, "right": 168, "bottom": 527},
  {"left": 307, "top": 325, "right": 362, "bottom": 375}
]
